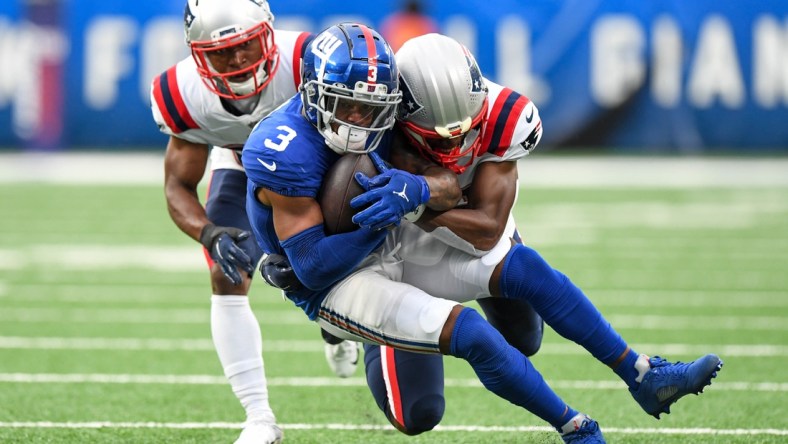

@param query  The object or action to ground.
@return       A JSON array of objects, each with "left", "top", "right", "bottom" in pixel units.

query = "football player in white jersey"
[
  {"left": 149, "top": 1, "right": 312, "bottom": 442},
  {"left": 351, "top": 34, "right": 723, "bottom": 443}
]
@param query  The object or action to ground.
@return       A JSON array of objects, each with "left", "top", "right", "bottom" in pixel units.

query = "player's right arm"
[
  {"left": 243, "top": 106, "right": 389, "bottom": 291},
  {"left": 252, "top": 179, "right": 387, "bottom": 291},
  {"left": 163, "top": 135, "right": 211, "bottom": 241},
  {"left": 417, "top": 160, "right": 517, "bottom": 251}
]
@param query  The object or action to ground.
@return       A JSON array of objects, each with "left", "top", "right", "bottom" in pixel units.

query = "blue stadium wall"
[{"left": 0, "top": 0, "right": 786, "bottom": 153}]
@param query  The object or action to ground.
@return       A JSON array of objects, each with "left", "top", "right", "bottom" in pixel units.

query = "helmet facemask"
[
  {"left": 190, "top": 21, "right": 278, "bottom": 100},
  {"left": 400, "top": 96, "right": 488, "bottom": 174},
  {"left": 305, "top": 81, "right": 400, "bottom": 154}
]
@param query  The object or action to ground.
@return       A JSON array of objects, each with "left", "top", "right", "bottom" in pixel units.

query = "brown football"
[{"left": 318, "top": 153, "right": 379, "bottom": 234}]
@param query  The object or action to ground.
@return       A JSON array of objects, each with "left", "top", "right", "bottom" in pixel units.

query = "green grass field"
[{"left": 0, "top": 157, "right": 786, "bottom": 443}]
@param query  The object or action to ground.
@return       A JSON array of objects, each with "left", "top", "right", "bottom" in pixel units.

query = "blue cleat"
[
  {"left": 630, "top": 353, "right": 723, "bottom": 419},
  {"left": 560, "top": 415, "right": 605, "bottom": 443}
]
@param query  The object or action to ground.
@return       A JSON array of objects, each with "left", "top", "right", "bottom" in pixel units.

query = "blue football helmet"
[{"left": 301, "top": 23, "right": 402, "bottom": 154}]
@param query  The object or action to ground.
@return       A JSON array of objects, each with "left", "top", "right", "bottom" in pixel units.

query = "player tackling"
[{"left": 242, "top": 25, "right": 723, "bottom": 444}]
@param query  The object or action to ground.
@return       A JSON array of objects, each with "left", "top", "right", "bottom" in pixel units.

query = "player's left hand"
[
  {"left": 350, "top": 169, "right": 430, "bottom": 230},
  {"left": 260, "top": 253, "right": 303, "bottom": 291},
  {"left": 200, "top": 224, "right": 255, "bottom": 286}
]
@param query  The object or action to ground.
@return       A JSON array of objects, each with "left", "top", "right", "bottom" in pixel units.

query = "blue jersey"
[
  {"left": 243, "top": 95, "right": 340, "bottom": 318},
  {"left": 243, "top": 94, "right": 391, "bottom": 318}
]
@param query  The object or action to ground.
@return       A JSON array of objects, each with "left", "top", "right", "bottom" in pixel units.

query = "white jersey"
[
  {"left": 420, "top": 79, "right": 543, "bottom": 256},
  {"left": 150, "top": 29, "right": 312, "bottom": 167},
  {"left": 454, "top": 78, "right": 543, "bottom": 190}
]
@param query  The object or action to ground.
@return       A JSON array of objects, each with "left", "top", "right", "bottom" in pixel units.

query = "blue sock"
[
  {"left": 613, "top": 348, "right": 642, "bottom": 388},
  {"left": 450, "top": 307, "right": 577, "bottom": 429},
  {"left": 499, "top": 245, "right": 632, "bottom": 375}
]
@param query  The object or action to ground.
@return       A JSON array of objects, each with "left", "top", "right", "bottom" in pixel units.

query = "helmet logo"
[
  {"left": 311, "top": 32, "right": 343, "bottom": 80},
  {"left": 398, "top": 75, "right": 422, "bottom": 119},
  {"left": 462, "top": 46, "right": 485, "bottom": 93},
  {"left": 312, "top": 33, "right": 342, "bottom": 61},
  {"left": 183, "top": 2, "right": 196, "bottom": 35},
  {"left": 468, "top": 58, "right": 484, "bottom": 93}
]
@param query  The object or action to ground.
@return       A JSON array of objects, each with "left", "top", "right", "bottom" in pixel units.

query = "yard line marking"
[
  {"left": 1, "top": 373, "right": 786, "bottom": 393},
  {"left": 0, "top": 422, "right": 785, "bottom": 435},
  {"left": 5, "top": 286, "right": 787, "bottom": 308},
  {"left": 0, "top": 308, "right": 308, "bottom": 325},
  {"left": 2, "top": 308, "right": 786, "bottom": 330},
  {"left": 3, "top": 153, "right": 788, "bottom": 187},
  {"left": 0, "top": 236, "right": 788, "bottom": 275},
  {"left": 0, "top": 336, "right": 786, "bottom": 357}
]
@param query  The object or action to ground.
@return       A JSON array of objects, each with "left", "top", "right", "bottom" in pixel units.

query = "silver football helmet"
[
  {"left": 184, "top": 0, "right": 278, "bottom": 99},
  {"left": 396, "top": 33, "right": 489, "bottom": 173}
]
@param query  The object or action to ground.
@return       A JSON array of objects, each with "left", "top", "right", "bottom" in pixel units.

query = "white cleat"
[
  {"left": 324, "top": 340, "right": 359, "bottom": 378},
  {"left": 234, "top": 421, "right": 283, "bottom": 444}
]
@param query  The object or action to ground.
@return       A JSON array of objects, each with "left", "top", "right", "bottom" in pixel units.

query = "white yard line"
[
  {"left": 0, "top": 336, "right": 785, "bottom": 357},
  {"left": 0, "top": 421, "right": 785, "bottom": 436},
  {"left": 1, "top": 308, "right": 785, "bottom": 330},
  {"left": 0, "top": 373, "right": 785, "bottom": 393},
  {"left": 1, "top": 152, "right": 787, "bottom": 187},
  {"left": 4, "top": 286, "right": 786, "bottom": 308}
]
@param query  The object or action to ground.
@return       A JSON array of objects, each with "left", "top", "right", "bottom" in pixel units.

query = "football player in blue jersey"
[
  {"left": 245, "top": 22, "right": 617, "bottom": 443},
  {"left": 351, "top": 34, "right": 724, "bottom": 443}
]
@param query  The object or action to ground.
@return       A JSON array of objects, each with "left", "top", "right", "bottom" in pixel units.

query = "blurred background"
[
  {"left": 0, "top": 0, "right": 786, "bottom": 154},
  {"left": 1, "top": 2, "right": 787, "bottom": 442}
]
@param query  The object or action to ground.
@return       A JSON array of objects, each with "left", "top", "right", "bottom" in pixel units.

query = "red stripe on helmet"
[{"left": 358, "top": 24, "right": 378, "bottom": 85}]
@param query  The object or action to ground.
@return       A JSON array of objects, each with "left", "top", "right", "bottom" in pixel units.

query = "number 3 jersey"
[{"left": 242, "top": 95, "right": 341, "bottom": 256}]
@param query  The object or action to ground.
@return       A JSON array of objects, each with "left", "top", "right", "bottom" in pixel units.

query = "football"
[{"left": 318, "top": 153, "right": 379, "bottom": 234}]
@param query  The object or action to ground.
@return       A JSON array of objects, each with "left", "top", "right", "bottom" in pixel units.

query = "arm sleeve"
[{"left": 280, "top": 224, "right": 388, "bottom": 291}]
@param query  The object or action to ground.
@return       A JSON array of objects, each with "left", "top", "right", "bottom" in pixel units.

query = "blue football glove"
[
  {"left": 368, "top": 151, "right": 392, "bottom": 173},
  {"left": 260, "top": 253, "right": 303, "bottom": 292},
  {"left": 199, "top": 224, "right": 255, "bottom": 286},
  {"left": 350, "top": 169, "right": 430, "bottom": 230}
]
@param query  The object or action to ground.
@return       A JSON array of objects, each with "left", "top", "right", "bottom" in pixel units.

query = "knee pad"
[{"left": 397, "top": 394, "right": 444, "bottom": 435}]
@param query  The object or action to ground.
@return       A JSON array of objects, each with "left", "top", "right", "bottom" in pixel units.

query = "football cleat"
[
  {"left": 629, "top": 353, "right": 723, "bottom": 419},
  {"left": 324, "top": 340, "right": 359, "bottom": 378},
  {"left": 560, "top": 414, "right": 606, "bottom": 443},
  {"left": 234, "top": 420, "right": 282, "bottom": 444}
]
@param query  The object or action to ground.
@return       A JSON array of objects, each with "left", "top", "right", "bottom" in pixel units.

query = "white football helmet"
[
  {"left": 184, "top": 0, "right": 278, "bottom": 99},
  {"left": 396, "top": 33, "right": 489, "bottom": 173}
]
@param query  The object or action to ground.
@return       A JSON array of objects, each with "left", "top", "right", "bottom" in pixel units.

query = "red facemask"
[
  {"left": 400, "top": 97, "right": 489, "bottom": 174},
  {"left": 190, "top": 21, "right": 278, "bottom": 100}
]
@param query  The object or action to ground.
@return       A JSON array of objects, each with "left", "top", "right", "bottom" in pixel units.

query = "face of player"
[
  {"left": 428, "top": 134, "right": 466, "bottom": 154},
  {"left": 205, "top": 38, "right": 264, "bottom": 82},
  {"left": 328, "top": 97, "right": 383, "bottom": 129}
]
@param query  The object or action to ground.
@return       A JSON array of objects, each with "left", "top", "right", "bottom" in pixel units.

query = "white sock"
[
  {"left": 560, "top": 413, "right": 590, "bottom": 435},
  {"left": 211, "top": 295, "right": 275, "bottom": 423},
  {"left": 634, "top": 354, "right": 651, "bottom": 384}
]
